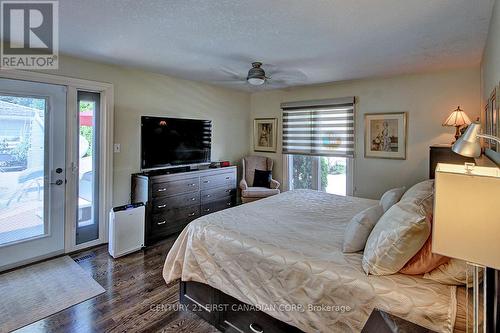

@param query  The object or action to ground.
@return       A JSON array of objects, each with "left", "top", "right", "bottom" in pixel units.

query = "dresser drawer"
[
  {"left": 221, "top": 294, "right": 298, "bottom": 333},
  {"left": 201, "top": 198, "right": 233, "bottom": 216},
  {"left": 151, "top": 218, "right": 191, "bottom": 236},
  {"left": 200, "top": 187, "right": 235, "bottom": 204},
  {"left": 152, "top": 205, "right": 200, "bottom": 226},
  {"left": 152, "top": 177, "right": 199, "bottom": 197},
  {"left": 200, "top": 172, "right": 236, "bottom": 190},
  {"left": 152, "top": 192, "right": 200, "bottom": 213}
]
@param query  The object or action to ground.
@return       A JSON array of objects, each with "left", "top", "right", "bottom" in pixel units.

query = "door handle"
[{"left": 50, "top": 179, "right": 64, "bottom": 185}]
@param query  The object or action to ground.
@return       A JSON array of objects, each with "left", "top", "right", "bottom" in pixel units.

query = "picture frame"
[
  {"left": 253, "top": 118, "right": 278, "bottom": 152},
  {"left": 485, "top": 86, "right": 499, "bottom": 152},
  {"left": 364, "top": 112, "right": 407, "bottom": 160}
]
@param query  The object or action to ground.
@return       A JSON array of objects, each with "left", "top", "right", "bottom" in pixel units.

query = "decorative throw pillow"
[
  {"left": 362, "top": 201, "right": 431, "bottom": 275},
  {"left": 400, "top": 179, "right": 434, "bottom": 216},
  {"left": 253, "top": 169, "right": 272, "bottom": 188},
  {"left": 379, "top": 187, "right": 406, "bottom": 212},
  {"left": 399, "top": 214, "right": 450, "bottom": 275},
  {"left": 343, "top": 205, "right": 385, "bottom": 253},
  {"left": 423, "top": 259, "right": 476, "bottom": 285}
]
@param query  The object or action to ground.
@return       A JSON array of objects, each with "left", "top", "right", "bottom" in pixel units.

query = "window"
[{"left": 282, "top": 97, "right": 355, "bottom": 196}]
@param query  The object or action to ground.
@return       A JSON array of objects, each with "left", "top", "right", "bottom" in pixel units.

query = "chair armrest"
[
  {"left": 270, "top": 179, "right": 280, "bottom": 189},
  {"left": 239, "top": 179, "right": 248, "bottom": 190}
]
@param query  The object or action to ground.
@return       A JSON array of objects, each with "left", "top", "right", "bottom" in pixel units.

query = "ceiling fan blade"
[
  {"left": 219, "top": 67, "right": 246, "bottom": 80},
  {"left": 268, "top": 69, "right": 307, "bottom": 83}
]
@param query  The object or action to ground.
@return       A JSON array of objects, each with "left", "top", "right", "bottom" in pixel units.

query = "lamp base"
[{"left": 452, "top": 125, "right": 461, "bottom": 144}]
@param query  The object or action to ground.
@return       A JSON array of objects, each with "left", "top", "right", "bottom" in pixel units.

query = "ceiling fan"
[{"left": 217, "top": 62, "right": 307, "bottom": 88}]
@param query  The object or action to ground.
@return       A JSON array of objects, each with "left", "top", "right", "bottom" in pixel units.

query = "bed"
[{"left": 163, "top": 189, "right": 465, "bottom": 332}]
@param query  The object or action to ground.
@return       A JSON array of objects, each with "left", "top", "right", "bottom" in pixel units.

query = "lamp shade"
[
  {"left": 433, "top": 163, "right": 500, "bottom": 269},
  {"left": 452, "top": 122, "right": 482, "bottom": 157},
  {"left": 442, "top": 106, "right": 472, "bottom": 127}
]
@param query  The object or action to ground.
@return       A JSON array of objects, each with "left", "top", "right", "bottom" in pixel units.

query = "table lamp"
[
  {"left": 433, "top": 123, "right": 500, "bottom": 333},
  {"left": 442, "top": 106, "right": 472, "bottom": 143},
  {"left": 452, "top": 122, "right": 500, "bottom": 158}
]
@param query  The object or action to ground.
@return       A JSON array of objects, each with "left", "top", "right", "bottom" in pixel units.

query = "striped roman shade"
[{"left": 281, "top": 97, "right": 355, "bottom": 157}]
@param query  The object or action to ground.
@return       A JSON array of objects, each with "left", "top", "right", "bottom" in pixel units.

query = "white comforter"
[{"left": 163, "top": 190, "right": 456, "bottom": 333}]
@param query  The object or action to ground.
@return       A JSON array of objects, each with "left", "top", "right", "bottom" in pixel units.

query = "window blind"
[{"left": 281, "top": 97, "right": 355, "bottom": 157}]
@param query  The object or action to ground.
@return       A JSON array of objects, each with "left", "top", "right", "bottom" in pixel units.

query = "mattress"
[{"left": 163, "top": 190, "right": 458, "bottom": 333}]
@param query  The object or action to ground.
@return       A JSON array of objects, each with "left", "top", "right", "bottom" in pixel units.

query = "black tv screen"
[{"left": 141, "top": 116, "right": 212, "bottom": 169}]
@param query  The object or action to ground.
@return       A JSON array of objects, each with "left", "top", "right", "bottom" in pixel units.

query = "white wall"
[
  {"left": 48, "top": 55, "right": 251, "bottom": 206},
  {"left": 481, "top": 0, "right": 500, "bottom": 101},
  {"left": 250, "top": 68, "right": 481, "bottom": 199}
]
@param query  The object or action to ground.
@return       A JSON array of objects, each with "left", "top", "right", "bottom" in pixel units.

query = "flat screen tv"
[{"left": 141, "top": 116, "right": 212, "bottom": 169}]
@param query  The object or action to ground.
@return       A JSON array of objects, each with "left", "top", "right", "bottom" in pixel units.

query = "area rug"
[{"left": 0, "top": 256, "right": 105, "bottom": 332}]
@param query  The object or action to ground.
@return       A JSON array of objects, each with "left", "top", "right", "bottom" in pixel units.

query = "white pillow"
[
  {"left": 343, "top": 205, "right": 384, "bottom": 253},
  {"left": 400, "top": 179, "right": 434, "bottom": 215},
  {"left": 362, "top": 201, "right": 430, "bottom": 275},
  {"left": 379, "top": 187, "right": 406, "bottom": 212}
]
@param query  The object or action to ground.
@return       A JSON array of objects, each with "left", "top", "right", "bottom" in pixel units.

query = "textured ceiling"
[{"left": 60, "top": 0, "right": 494, "bottom": 91}]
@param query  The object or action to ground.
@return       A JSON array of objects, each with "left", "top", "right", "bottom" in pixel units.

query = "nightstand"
[{"left": 361, "top": 309, "right": 437, "bottom": 333}]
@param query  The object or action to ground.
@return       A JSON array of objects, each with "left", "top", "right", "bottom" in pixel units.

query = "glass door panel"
[
  {"left": 0, "top": 78, "right": 66, "bottom": 271},
  {"left": 76, "top": 91, "right": 100, "bottom": 245},
  {"left": 288, "top": 155, "right": 348, "bottom": 195},
  {"left": 321, "top": 157, "right": 347, "bottom": 196},
  {"left": 290, "top": 154, "right": 316, "bottom": 190},
  {"left": 0, "top": 95, "right": 46, "bottom": 244}
]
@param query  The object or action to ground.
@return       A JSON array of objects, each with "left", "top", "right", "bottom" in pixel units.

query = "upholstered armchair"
[{"left": 240, "top": 156, "right": 280, "bottom": 203}]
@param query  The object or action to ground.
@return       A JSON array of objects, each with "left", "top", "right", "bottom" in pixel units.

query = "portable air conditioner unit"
[{"left": 109, "top": 203, "right": 145, "bottom": 258}]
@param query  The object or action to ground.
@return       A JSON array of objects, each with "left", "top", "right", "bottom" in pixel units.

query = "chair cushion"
[
  {"left": 242, "top": 187, "right": 280, "bottom": 198},
  {"left": 253, "top": 169, "right": 271, "bottom": 188},
  {"left": 244, "top": 156, "right": 271, "bottom": 186}
]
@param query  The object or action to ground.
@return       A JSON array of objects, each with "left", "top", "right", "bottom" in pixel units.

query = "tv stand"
[{"left": 131, "top": 166, "right": 237, "bottom": 246}]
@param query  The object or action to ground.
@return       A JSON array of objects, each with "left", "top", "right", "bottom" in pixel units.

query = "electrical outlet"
[{"left": 113, "top": 143, "right": 121, "bottom": 153}]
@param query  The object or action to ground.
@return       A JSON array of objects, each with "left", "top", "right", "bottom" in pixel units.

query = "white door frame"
[{"left": 0, "top": 70, "right": 114, "bottom": 253}]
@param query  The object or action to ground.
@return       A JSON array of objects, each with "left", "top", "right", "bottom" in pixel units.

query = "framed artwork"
[
  {"left": 485, "top": 86, "right": 498, "bottom": 151},
  {"left": 364, "top": 112, "right": 407, "bottom": 159},
  {"left": 254, "top": 118, "right": 277, "bottom": 152}
]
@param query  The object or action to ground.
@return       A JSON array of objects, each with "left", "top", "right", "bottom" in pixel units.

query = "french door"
[{"left": 0, "top": 78, "right": 67, "bottom": 270}]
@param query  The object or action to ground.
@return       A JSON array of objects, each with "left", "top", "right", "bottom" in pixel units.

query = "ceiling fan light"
[{"left": 247, "top": 77, "right": 265, "bottom": 85}]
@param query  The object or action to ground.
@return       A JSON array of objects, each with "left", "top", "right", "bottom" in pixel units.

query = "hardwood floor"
[{"left": 16, "top": 235, "right": 218, "bottom": 333}]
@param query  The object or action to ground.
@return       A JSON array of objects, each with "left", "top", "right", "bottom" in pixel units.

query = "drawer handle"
[
  {"left": 188, "top": 212, "right": 196, "bottom": 217},
  {"left": 157, "top": 204, "right": 167, "bottom": 209},
  {"left": 157, "top": 188, "right": 167, "bottom": 192},
  {"left": 249, "top": 323, "right": 263, "bottom": 333},
  {"left": 191, "top": 197, "right": 196, "bottom": 201},
  {"left": 157, "top": 220, "right": 166, "bottom": 225},
  {"left": 225, "top": 176, "right": 230, "bottom": 180},
  {"left": 203, "top": 180, "right": 210, "bottom": 183},
  {"left": 188, "top": 183, "right": 196, "bottom": 187},
  {"left": 205, "top": 194, "right": 211, "bottom": 198}
]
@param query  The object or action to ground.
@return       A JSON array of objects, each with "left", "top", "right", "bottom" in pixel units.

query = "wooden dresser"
[{"left": 131, "top": 166, "right": 237, "bottom": 246}]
